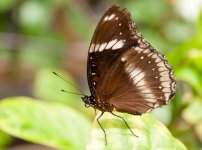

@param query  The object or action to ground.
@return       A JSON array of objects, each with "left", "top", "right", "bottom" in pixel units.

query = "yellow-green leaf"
[
  {"left": 0, "top": 97, "right": 91, "bottom": 150},
  {"left": 87, "top": 113, "right": 187, "bottom": 150}
]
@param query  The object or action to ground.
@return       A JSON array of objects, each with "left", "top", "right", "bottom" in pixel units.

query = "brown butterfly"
[{"left": 81, "top": 5, "right": 176, "bottom": 145}]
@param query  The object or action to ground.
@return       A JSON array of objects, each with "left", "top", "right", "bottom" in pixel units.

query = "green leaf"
[
  {"left": 0, "top": 97, "right": 91, "bottom": 150},
  {"left": 87, "top": 113, "right": 187, "bottom": 150},
  {"left": 0, "top": 129, "right": 12, "bottom": 149}
]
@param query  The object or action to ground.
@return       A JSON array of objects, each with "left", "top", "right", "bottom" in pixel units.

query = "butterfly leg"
[
  {"left": 96, "top": 112, "right": 107, "bottom": 145},
  {"left": 111, "top": 112, "right": 138, "bottom": 137},
  {"left": 94, "top": 108, "right": 97, "bottom": 116}
]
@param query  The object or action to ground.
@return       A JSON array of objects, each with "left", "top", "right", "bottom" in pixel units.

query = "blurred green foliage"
[
  {"left": 0, "top": 0, "right": 201, "bottom": 149},
  {"left": 0, "top": 129, "right": 11, "bottom": 149}
]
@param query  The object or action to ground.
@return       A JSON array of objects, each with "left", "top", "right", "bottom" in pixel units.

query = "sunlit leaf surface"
[
  {"left": 87, "top": 113, "right": 187, "bottom": 150},
  {"left": 0, "top": 97, "right": 91, "bottom": 150}
]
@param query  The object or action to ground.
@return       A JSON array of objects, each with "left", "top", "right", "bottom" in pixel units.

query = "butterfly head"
[{"left": 81, "top": 95, "right": 95, "bottom": 108}]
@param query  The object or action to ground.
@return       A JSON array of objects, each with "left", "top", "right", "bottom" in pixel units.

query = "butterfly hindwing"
[{"left": 106, "top": 45, "right": 176, "bottom": 114}]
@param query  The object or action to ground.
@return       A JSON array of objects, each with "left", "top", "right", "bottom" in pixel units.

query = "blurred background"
[{"left": 0, "top": 0, "right": 202, "bottom": 149}]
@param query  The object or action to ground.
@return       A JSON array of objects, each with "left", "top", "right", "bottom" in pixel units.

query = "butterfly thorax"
[{"left": 81, "top": 95, "right": 114, "bottom": 112}]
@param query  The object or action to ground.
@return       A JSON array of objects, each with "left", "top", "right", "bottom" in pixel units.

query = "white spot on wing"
[
  {"left": 134, "top": 72, "right": 145, "bottom": 85},
  {"left": 160, "top": 76, "right": 170, "bottom": 81},
  {"left": 157, "top": 61, "right": 165, "bottom": 67},
  {"left": 94, "top": 44, "right": 100, "bottom": 52},
  {"left": 147, "top": 103, "right": 154, "bottom": 107},
  {"left": 125, "top": 64, "right": 133, "bottom": 72},
  {"left": 162, "top": 88, "right": 171, "bottom": 92},
  {"left": 155, "top": 57, "right": 161, "bottom": 63},
  {"left": 152, "top": 53, "right": 158, "bottom": 59},
  {"left": 136, "top": 47, "right": 144, "bottom": 54},
  {"left": 147, "top": 52, "right": 154, "bottom": 57},
  {"left": 104, "top": 16, "right": 109, "bottom": 21},
  {"left": 158, "top": 67, "right": 167, "bottom": 72},
  {"left": 134, "top": 47, "right": 142, "bottom": 51},
  {"left": 112, "top": 40, "right": 124, "bottom": 50},
  {"left": 146, "top": 108, "right": 152, "bottom": 112},
  {"left": 89, "top": 44, "right": 95, "bottom": 53},
  {"left": 154, "top": 103, "right": 160, "bottom": 108},
  {"left": 143, "top": 98, "right": 156, "bottom": 103},
  {"left": 164, "top": 93, "right": 171, "bottom": 101},
  {"left": 106, "top": 39, "right": 117, "bottom": 49},
  {"left": 141, "top": 93, "right": 156, "bottom": 98},
  {"left": 121, "top": 56, "right": 127, "bottom": 62},
  {"left": 98, "top": 43, "right": 107, "bottom": 52},
  {"left": 125, "top": 67, "right": 145, "bottom": 86},
  {"left": 160, "top": 71, "right": 170, "bottom": 76},
  {"left": 143, "top": 49, "right": 150, "bottom": 53},
  {"left": 136, "top": 79, "right": 145, "bottom": 87},
  {"left": 124, "top": 63, "right": 156, "bottom": 101},
  {"left": 129, "top": 68, "right": 142, "bottom": 79},
  {"left": 171, "top": 82, "right": 176, "bottom": 90},
  {"left": 108, "top": 14, "right": 115, "bottom": 20},
  {"left": 137, "top": 39, "right": 142, "bottom": 45},
  {"left": 161, "top": 82, "right": 171, "bottom": 87}
]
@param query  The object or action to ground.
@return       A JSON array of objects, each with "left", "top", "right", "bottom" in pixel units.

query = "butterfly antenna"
[
  {"left": 53, "top": 72, "right": 85, "bottom": 96},
  {"left": 61, "top": 89, "right": 84, "bottom": 96}
]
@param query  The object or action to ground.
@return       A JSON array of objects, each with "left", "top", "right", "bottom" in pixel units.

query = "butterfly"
[{"left": 81, "top": 5, "right": 176, "bottom": 145}]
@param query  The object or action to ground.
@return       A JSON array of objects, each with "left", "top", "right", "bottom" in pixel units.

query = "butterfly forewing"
[
  {"left": 89, "top": 6, "right": 136, "bottom": 53},
  {"left": 87, "top": 6, "right": 137, "bottom": 98},
  {"left": 87, "top": 6, "right": 176, "bottom": 115}
]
